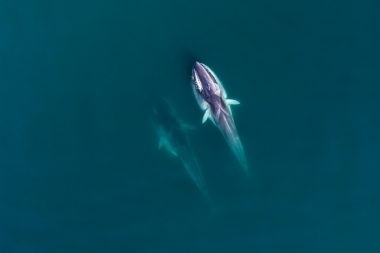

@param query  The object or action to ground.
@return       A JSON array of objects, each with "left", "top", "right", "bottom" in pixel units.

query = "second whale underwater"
[{"left": 152, "top": 97, "right": 209, "bottom": 197}]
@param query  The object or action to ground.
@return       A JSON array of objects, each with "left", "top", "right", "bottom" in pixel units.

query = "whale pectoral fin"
[
  {"left": 202, "top": 109, "right": 211, "bottom": 124},
  {"left": 226, "top": 99, "right": 240, "bottom": 105},
  {"left": 164, "top": 142, "right": 177, "bottom": 156},
  {"left": 159, "top": 137, "right": 177, "bottom": 156}
]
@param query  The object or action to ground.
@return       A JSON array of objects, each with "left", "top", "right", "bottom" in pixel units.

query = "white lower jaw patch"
[{"left": 193, "top": 71, "right": 202, "bottom": 91}]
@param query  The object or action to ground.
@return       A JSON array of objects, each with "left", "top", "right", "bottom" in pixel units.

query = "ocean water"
[{"left": 1, "top": 0, "right": 379, "bottom": 252}]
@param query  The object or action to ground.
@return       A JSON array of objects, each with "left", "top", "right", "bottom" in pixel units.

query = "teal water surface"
[{"left": 1, "top": 0, "right": 379, "bottom": 252}]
